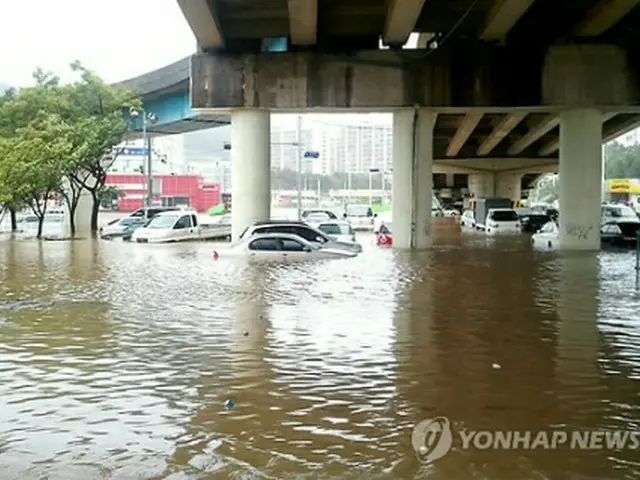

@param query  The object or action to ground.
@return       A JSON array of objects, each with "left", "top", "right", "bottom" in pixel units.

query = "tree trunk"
[
  {"left": 37, "top": 216, "right": 44, "bottom": 239},
  {"left": 9, "top": 207, "right": 17, "bottom": 232},
  {"left": 69, "top": 204, "right": 77, "bottom": 238},
  {"left": 90, "top": 190, "right": 100, "bottom": 234}
]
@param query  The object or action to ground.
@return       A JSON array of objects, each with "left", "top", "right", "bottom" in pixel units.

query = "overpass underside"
[{"left": 178, "top": 0, "right": 640, "bottom": 250}]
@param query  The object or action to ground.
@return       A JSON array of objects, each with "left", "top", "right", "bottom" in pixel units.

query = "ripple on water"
[{"left": 0, "top": 230, "right": 639, "bottom": 479}]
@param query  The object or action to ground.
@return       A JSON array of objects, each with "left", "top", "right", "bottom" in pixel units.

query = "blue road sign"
[
  {"left": 121, "top": 147, "right": 149, "bottom": 156},
  {"left": 304, "top": 151, "right": 320, "bottom": 158}
]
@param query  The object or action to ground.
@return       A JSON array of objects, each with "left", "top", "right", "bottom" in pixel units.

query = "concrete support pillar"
[
  {"left": 231, "top": 109, "right": 271, "bottom": 241},
  {"left": 558, "top": 109, "right": 602, "bottom": 250},
  {"left": 468, "top": 173, "right": 495, "bottom": 198},
  {"left": 74, "top": 190, "right": 93, "bottom": 237},
  {"left": 496, "top": 172, "right": 522, "bottom": 202},
  {"left": 392, "top": 108, "right": 436, "bottom": 249}
]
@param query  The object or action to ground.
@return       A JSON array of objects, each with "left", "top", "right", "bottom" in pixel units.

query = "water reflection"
[{"left": 0, "top": 226, "right": 639, "bottom": 479}]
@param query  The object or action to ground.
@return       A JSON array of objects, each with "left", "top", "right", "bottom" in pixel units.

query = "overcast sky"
[{"left": 1, "top": 0, "right": 195, "bottom": 86}]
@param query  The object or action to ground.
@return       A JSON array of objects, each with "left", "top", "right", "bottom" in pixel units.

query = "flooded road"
[{"left": 1, "top": 221, "right": 640, "bottom": 479}]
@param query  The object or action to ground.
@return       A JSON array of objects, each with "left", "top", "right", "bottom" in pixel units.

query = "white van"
[{"left": 485, "top": 208, "right": 520, "bottom": 234}]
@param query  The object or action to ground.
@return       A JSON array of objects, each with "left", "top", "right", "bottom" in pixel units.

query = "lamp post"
[{"left": 129, "top": 107, "right": 158, "bottom": 207}]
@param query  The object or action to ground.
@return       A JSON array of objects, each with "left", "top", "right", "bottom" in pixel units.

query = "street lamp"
[{"left": 129, "top": 107, "right": 158, "bottom": 207}]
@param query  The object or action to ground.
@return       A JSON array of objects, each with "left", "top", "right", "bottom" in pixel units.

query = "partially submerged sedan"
[{"left": 213, "top": 233, "right": 359, "bottom": 262}]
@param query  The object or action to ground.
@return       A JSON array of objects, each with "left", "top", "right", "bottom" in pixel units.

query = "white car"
[
  {"left": 344, "top": 204, "right": 375, "bottom": 231},
  {"left": 531, "top": 221, "right": 559, "bottom": 249},
  {"left": 311, "top": 220, "right": 356, "bottom": 243},
  {"left": 460, "top": 210, "right": 476, "bottom": 228},
  {"left": 485, "top": 208, "right": 521, "bottom": 234},
  {"left": 131, "top": 210, "right": 224, "bottom": 243},
  {"left": 239, "top": 221, "right": 362, "bottom": 253},
  {"left": 213, "top": 233, "right": 358, "bottom": 262}
]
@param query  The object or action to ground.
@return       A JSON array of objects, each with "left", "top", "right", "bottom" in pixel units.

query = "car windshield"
[
  {"left": 145, "top": 214, "right": 179, "bottom": 229},
  {"left": 490, "top": 210, "right": 518, "bottom": 222},
  {"left": 604, "top": 205, "right": 637, "bottom": 219},
  {"left": 346, "top": 205, "right": 371, "bottom": 217}
]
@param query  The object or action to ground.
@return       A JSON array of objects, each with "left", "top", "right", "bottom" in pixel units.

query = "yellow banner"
[{"left": 607, "top": 179, "right": 640, "bottom": 193}]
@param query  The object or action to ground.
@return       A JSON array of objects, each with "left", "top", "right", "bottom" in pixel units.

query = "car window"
[
  {"left": 291, "top": 225, "right": 328, "bottom": 243},
  {"left": 490, "top": 210, "right": 518, "bottom": 222},
  {"left": 249, "top": 238, "right": 280, "bottom": 251},
  {"left": 318, "top": 223, "right": 342, "bottom": 235},
  {"left": 280, "top": 238, "right": 306, "bottom": 252},
  {"left": 602, "top": 223, "right": 621, "bottom": 234},
  {"left": 380, "top": 224, "right": 391, "bottom": 234},
  {"left": 174, "top": 215, "right": 192, "bottom": 229}
]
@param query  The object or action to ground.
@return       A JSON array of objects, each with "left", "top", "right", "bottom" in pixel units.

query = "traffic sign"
[{"left": 304, "top": 151, "right": 320, "bottom": 158}]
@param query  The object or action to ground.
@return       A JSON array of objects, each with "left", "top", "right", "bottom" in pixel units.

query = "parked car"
[
  {"left": 239, "top": 221, "right": 362, "bottom": 253},
  {"left": 213, "top": 233, "right": 358, "bottom": 262},
  {"left": 129, "top": 206, "right": 182, "bottom": 221},
  {"left": 602, "top": 204, "right": 638, "bottom": 224},
  {"left": 376, "top": 223, "right": 393, "bottom": 246}
]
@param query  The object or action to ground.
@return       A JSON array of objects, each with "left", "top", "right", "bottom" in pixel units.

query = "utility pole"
[{"left": 296, "top": 115, "right": 303, "bottom": 220}]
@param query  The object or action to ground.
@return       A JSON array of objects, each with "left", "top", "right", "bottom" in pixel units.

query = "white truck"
[{"left": 131, "top": 210, "right": 231, "bottom": 243}]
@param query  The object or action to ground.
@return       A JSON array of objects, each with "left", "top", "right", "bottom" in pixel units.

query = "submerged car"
[
  {"left": 100, "top": 217, "right": 146, "bottom": 240},
  {"left": 601, "top": 220, "right": 640, "bottom": 248},
  {"left": 213, "top": 233, "right": 358, "bottom": 262}
]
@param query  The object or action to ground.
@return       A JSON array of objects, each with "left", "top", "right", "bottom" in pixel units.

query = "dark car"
[
  {"left": 600, "top": 220, "right": 640, "bottom": 248},
  {"left": 519, "top": 213, "right": 552, "bottom": 233}
]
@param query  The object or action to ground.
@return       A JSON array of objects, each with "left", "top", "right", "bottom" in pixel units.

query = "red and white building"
[{"left": 105, "top": 174, "right": 221, "bottom": 213}]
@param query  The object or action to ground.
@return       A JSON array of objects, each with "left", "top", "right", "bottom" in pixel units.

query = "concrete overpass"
[
  {"left": 113, "top": 57, "right": 229, "bottom": 135},
  {"left": 176, "top": 0, "right": 640, "bottom": 249}
]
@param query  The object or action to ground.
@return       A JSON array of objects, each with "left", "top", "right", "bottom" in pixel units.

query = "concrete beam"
[
  {"left": 575, "top": 0, "right": 640, "bottom": 36},
  {"left": 383, "top": 0, "right": 426, "bottom": 46},
  {"left": 287, "top": 0, "right": 318, "bottom": 46},
  {"left": 539, "top": 113, "right": 617, "bottom": 155},
  {"left": 477, "top": 112, "right": 527, "bottom": 156},
  {"left": 603, "top": 115, "right": 640, "bottom": 142},
  {"left": 481, "top": 0, "right": 536, "bottom": 41},
  {"left": 507, "top": 115, "right": 559, "bottom": 155},
  {"left": 434, "top": 157, "right": 557, "bottom": 173},
  {"left": 177, "top": 0, "right": 224, "bottom": 50},
  {"left": 447, "top": 112, "right": 483, "bottom": 157}
]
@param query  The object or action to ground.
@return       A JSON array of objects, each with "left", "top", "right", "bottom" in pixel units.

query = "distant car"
[
  {"left": 311, "top": 220, "right": 356, "bottom": 243},
  {"left": 302, "top": 209, "right": 338, "bottom": 222},
  {"left": 344, "top": 204, "right": 376, "bottom": 231},
  {"left": 602, "top": 204, "right": 639, "bottom": 224},
  {"left": 129, "top": 206, "right": 182, "bottom": 221},
  {"left": 376, "top": 223, "right": 393, "bottom": 246},
  {"left": 213, "top": 233, "right": 358, "bottom": 263}
]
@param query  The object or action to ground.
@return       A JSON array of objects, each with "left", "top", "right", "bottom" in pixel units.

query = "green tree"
[
  {"left": 0, "top": 114, "right": 72, "bottom": 237},
  {"left": 64, "top": 62, "right": 139, "bottom": 232},
  {"left": 604, "top": 141, "right": 640, "bottom": 179}
]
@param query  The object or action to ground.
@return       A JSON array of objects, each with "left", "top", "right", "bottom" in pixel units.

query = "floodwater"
[{"left": 1, "top": 218, "right": 640, "bottom": 479}]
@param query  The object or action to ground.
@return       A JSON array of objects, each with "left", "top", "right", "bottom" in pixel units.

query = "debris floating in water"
[
  {"left": 224, "top": 399, "right": 235, "bottom": 409},
  {"left": 492, "top": 363, "right": 501, "bottom": 369},
  {"left": 242, "top": 331, "right": 249, "bottom": 337}
]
